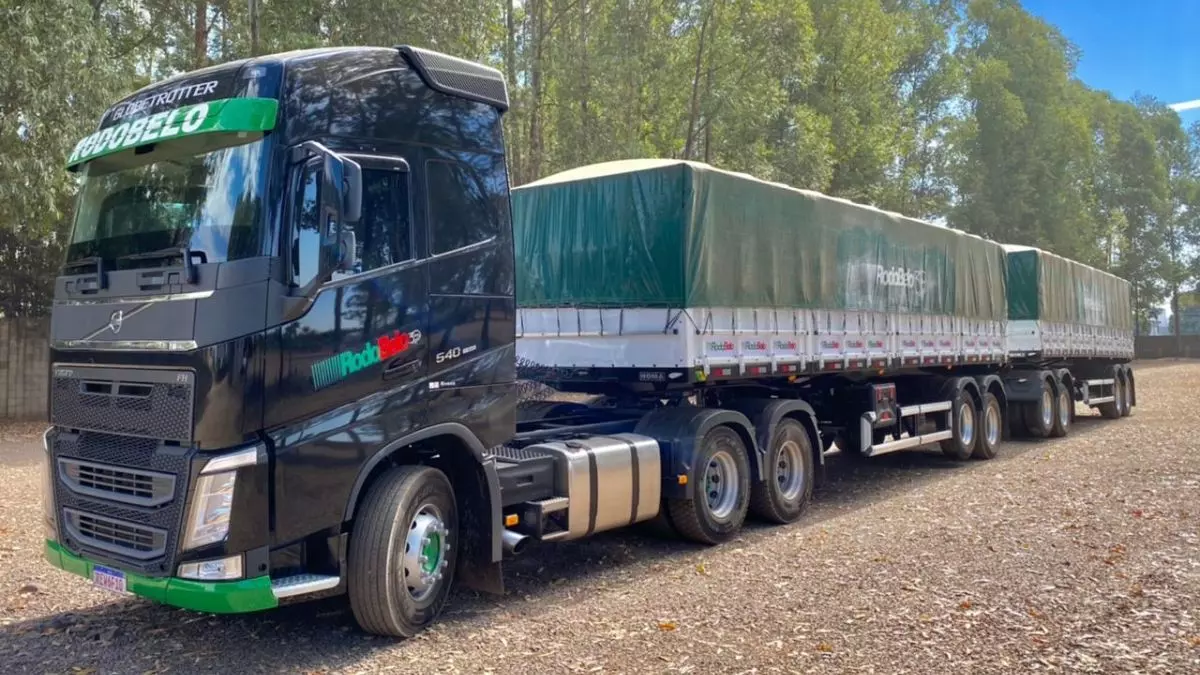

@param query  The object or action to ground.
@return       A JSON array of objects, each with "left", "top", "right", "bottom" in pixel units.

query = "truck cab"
[{"left": 44, "top": 46, "right": 517, "bottom": 633}]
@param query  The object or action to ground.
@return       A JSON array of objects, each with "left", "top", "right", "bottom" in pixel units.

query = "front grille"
[
  {"left": 50, "top": 430, "right": 193, "bottom": 575},
  {"left": 58, "top": 458, "right": 175, "bottom": 507},
  {"left": 50, "top": 366, "right": 194, "bottom": 442},
  {"left": 62, "top": 508, "right": 167, "bottom": 560}
]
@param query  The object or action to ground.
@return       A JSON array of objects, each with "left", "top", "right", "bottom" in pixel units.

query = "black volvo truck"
[{"left": 42, "top": 46, "right": 1135, "bottom": 637}]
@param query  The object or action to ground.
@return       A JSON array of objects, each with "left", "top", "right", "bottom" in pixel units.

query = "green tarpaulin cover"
[
  {"left": 513, "top": 159, "right": 1007, "bottom": 320},
  {"left": 1003, "top": 246, "right": 1132, "bottom": 330}
]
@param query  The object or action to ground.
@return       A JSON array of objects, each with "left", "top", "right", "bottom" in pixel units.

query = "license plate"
[{"left": 92, "top": 565, "right": 128, "bottom": 595}]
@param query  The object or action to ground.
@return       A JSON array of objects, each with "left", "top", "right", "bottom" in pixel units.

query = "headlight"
[
  {"left": 41, "top": 428, "right": 55, "bottom": 539},
  {"left": 182, "top": 444, "right": 263, "bottom": 551},
  {"left": 178, "top": 554, "right": 244, "bottom": 581},
  {"left": 183, "top": 471, "right": 237, "bottom": 550}
]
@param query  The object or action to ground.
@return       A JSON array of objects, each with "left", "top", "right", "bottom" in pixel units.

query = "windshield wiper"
[
  {"left": 62, "top": 256, "right": 107, "bottom": 291},
  {"left": 116, "top": 247, "right": 203, "bottom": 284}
]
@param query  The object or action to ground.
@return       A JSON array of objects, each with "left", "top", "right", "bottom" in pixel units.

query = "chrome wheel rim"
[
  {"left": 705, "top": 449, "right": 739, "bottom": 521},
  {"left": 1041, "top": 390, "right": 1053, "bottom": 429},
  {"left": 959, "top": 402, "right": 975, "bottom": 447},
  {"left": 985, "top": 403, "right": 1001, "bottom": 447},
  {"left": 775, "top": 439, "right": 804, "bottom": 502},
  {"left": 1058, "top": 389, "right": 1070, "bottom": 428},
  {"left": 402, "top": 503, "right": 450, "bottom": 602}
]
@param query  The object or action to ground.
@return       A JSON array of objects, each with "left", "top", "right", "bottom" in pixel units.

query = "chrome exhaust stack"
[{"left": 501, "top": 529, "right": 529, "bottom": 555}]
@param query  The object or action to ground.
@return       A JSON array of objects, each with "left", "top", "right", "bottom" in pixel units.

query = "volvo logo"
[{"left": 108, "top": 310, "right": 124, "bottom": 334}]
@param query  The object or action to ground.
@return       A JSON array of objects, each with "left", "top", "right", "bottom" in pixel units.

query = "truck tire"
[
  {"left": 1022, "top": 379, "right": 1054, "bottom": 438},
  {"left": 749, "top": 418, "right": 814, "bottom": 524},
  {"left": 972, "top": 392, "right": 1002, "bottom": 460},
  {"left": 940, "top": 389, "right": 976, "bottom": 461},
  {"left": 667, "top": 425, "right": 751, "bottom": 544},
  {"left": 1098, "top": 374, "right": 1122, "bottom": 419},
  {"left": 1049, "top": 383, "right": 1072, "bottom": 438},
  {"left": 1119, "top": 371, "right": 1133, "bottom": 417},
  {"left": 348, "top": 465, "right": 457, "bottom": 638}
]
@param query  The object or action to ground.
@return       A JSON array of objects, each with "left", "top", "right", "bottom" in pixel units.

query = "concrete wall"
[
  {"left": 0, "top": 318, "right": 49, "bottom": 421},
  {"left": 1135, "top": 335, "right": 1200, "bottom": 360}
]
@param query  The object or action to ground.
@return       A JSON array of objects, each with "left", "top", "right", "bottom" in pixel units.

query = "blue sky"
[{"left": 1022, "top": 0, "right": 1200, "bottom": 127}]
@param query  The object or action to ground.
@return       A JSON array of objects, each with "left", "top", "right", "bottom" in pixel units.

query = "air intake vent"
[
  {"left": 58, "top": 458, "right": 175, "bottom": 507},
  {"left": 63, "top": 508, "right": 167, "bottom": 560}
]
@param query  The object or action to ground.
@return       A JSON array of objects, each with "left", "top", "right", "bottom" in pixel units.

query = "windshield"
[{"left": 66, "top": 137, "right": 270, "bottom": 266}]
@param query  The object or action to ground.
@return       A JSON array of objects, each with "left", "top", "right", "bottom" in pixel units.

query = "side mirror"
[{"left": 301, "top": 141, "right": 363, "bottom": 276}]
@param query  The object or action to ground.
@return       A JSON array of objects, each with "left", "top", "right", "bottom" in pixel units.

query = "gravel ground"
[{"left": 1, "top": 361, "right": 1197, "bottom": 674}]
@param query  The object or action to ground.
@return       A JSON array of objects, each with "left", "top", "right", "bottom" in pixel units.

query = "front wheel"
[
  {"left": 667, "top": 426, "right": 751, "bottom": 544},
  {"left": 348, "top": 465, "right": 458, "bottom": 638},
  {"left": 750, "top": 418, "right": 814, "bottom": 524}
]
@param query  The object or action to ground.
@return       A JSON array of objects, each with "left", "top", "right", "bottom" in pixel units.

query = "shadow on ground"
[{"left": 0, "top": 412, "right": 1120, "bottom": 674}]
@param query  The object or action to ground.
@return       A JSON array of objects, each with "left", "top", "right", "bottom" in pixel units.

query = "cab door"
[{"left": 268, "top": 153, "right": 428, "bottom": 543}]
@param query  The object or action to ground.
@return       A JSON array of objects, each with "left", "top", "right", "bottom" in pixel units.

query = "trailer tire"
[
  {"left": 972, "top": 392, "right": 1002, "bottom": 460},
  {"left": 940, "top": 389, "right": 976, "bottom": 461},
  {"left": 348, "top": 465, "right": 457, "bottom": 638},
  {"left": 749, "top": 419, "right": 814, "bottom": 524},
  {"left": 1022, "top": 380, "right": 1054, "bottom": 438},
  {"left": 1119, "top": 372, "right": 1133, "bottom": 417},
  {"left": 1098, "top": 374, "right": 1122, "bottom": 419},
  {"left": 1049, "top": 383, "right": 1072, "bottom": 438},
  {"left": 667, "top": 425, "right": 751, "bottom": 544}
]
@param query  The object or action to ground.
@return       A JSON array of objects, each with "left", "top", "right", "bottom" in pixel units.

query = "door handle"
[{"left": 383, "top": 358, "right": 420, "bottom": 380}]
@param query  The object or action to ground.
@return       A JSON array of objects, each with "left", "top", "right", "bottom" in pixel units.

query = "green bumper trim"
[{"left": 44, "top": 540, "right": 278, "bottom": 614}]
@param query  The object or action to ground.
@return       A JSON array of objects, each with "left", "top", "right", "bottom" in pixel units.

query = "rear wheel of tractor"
[
  {"left": 348, "top": 465, "right": 458, "bottom": 638},
  {"left": 1049, "top": 383, "right": 1072, "bottom": 438},
  {"left": 941, "top": 389, "right": 977, "bottom": 461},
  {"left": 750, "top": 419, "right": 814, "bottom": 524},
  {"left": 1099, "top": 372, "right": 1122, "bottom": 419},
  {"left": 972, "top": 392, "right": 1002, "bottom": 460},
  {"left": 667, "top": 426, "right": 751, "bottom": 544},
  {"left": 1022, "top": 380, "right": 1054, "bottom": 438}
]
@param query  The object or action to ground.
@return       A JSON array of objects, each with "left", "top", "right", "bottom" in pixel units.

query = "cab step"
[{"left": 271, "top": 574, "right": 340, "bottom": 599}]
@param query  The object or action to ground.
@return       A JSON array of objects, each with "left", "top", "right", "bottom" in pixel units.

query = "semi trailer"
[{"left": 41, "top": 45, "right": 1136, "bottom": 638}]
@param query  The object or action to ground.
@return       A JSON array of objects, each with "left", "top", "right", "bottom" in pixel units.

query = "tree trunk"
[
  {"left": 504, "top": 0, "right": 520, "bottom": 182},
  {"left": 683, "top": 4, "right": 712, "bottom": 160},
  {"left": 528, "top": 0, "right": 546, "bottom": 181},
  {"left": 193, "top": 0, "right": 208, "bottom": 69},
  {"left": 248, "top": 0, "right": 260, "bottom": 56},
  {"left": 579, "top": 0, "right": 590, "bottom": 155}
]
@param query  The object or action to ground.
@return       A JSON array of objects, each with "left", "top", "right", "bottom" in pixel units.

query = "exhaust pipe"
[{"left": 501, "top": 529, "right": 530, "bottom": 556}]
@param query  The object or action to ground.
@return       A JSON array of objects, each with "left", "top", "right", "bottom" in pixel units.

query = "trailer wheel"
[
  {"left": 1022, "top": 380, "right": 1054, "bottom": 438},
  {"left": 749, "top": 419, "right": 814, "bottom": 524},
  {"left": 1098, "top": 373, "right": 1122, "bottom": 419},
  {"left": 348, "top": 465, "right": 457, "bottom": 638},
  {"left": 940, "top": 389, "right": 976, "bottom": 461},
  {"left": 972, "top": 392, "right": 1002, "bottom": 460},
  {"left": 1049, "top": 383, "right": 1072, "bottom": 438},
  {"left": 667, "top": 425, "right": 751, "bottom": 544},
  {"left": 1119, "top": 371, "right": 1133, "bottom": 417}
]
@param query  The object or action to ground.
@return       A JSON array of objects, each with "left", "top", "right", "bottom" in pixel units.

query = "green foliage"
[{"left": 1, "top": 0, "right": 1196, "bottom": 327}]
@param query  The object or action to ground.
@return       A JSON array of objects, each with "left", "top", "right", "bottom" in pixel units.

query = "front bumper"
[{"left": 45, "top": 540, "right": 277, "bottom": 614}]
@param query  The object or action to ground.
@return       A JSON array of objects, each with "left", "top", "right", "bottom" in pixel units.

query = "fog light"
[{"left": 178, "top": 554, "right": 244, "bottom": 581}]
